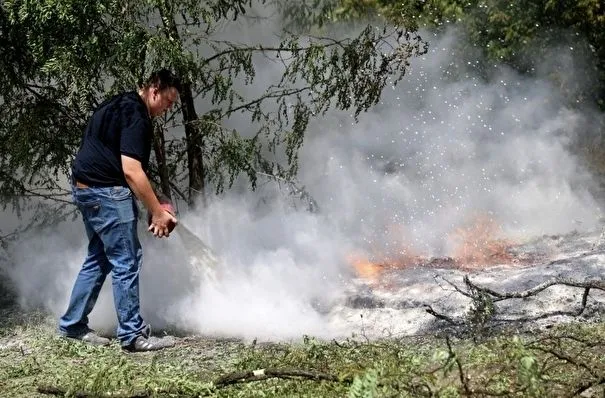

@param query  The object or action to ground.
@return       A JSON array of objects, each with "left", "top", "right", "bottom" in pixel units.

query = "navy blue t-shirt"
[{"left": 72, "top": 92, "right": 152, "bottom": 187}]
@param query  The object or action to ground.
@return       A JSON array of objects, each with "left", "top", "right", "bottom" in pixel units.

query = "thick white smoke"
[
  {"left": 4, "top": 25, "right": 603, "bottom": 341},
  {"left": 297, "top": 29, "right": 602, "bottom": 259},
  {"left": 162, "top": 27, "right": 602, "bottom": 339}
]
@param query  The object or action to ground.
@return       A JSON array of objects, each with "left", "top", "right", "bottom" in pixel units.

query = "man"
[{"left": 58, "top": 69, "right": 181, "bottom": 352}]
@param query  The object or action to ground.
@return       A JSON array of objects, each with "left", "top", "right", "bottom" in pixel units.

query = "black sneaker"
[
  {"left": 64, "top": 330, "right": 111, "bottom": 346},
  {"left": 123, "top": 335, "right": 175, "bottom": 352}
]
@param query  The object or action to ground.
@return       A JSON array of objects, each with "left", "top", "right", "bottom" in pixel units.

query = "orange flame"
[
  {"left": 349, "top": 255, "right": 385, "bottom": 283},
  {"left": 449, "top": 214, "right": 513, "bottom": 267},
  {"left": 349, "top": 214, "right": 518, "bottom": 284},
  {"left": 348, "top": 247, "right": 422, "bottom": 285}
]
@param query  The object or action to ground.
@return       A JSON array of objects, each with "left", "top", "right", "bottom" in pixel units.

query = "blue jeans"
[{"left": 59, "top": 185, "right": 148, "bottom": 346}]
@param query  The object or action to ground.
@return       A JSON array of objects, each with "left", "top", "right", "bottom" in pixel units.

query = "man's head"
[{"left": 139, "top": 69, "right": 182, "bottom": 117}]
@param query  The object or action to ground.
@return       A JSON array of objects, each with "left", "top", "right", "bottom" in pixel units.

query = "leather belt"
[{"left": 75, "top": 180, "right": 90, "bottom": 188}]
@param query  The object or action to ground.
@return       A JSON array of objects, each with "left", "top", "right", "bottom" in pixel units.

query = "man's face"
[{"left": 149, "top": 86, "right": 179, "bottom": 117}]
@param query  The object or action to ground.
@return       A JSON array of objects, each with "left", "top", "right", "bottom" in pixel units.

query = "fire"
[
  {"left": 348, "top": 248, "right": 423, "bottom": 286},
  {"left": 349, "top": 214, "right": 517, "bottom": 283},
  {"left": 449, "top": 214, "right": 513, "bottom": 266},
  {"left": 349, "top": 255, "right": 385, "bottom": 284}
]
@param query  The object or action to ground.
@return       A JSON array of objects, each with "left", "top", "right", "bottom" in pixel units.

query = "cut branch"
[
  {"left": 214, "top": 367, "right": 340, "bottom": 387},
  {"left": 37, "top": 385, "right": 152, "bottom": 398},
  {"left": 435, "top": 275, "right": 474, "bottom": 298},
  {"left": 572, "top": 377, "right": 605, "bottom": 398}
]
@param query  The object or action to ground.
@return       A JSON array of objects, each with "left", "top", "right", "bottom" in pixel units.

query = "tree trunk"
[
  {"left": 180, "top": 82, "right": 206, "bottom": 206},
  {"left": 151, "top": 123, "right": 172, "bottom": 200},
  {"left": 158, "top": 2, "right": 206, "bottom": 207}
]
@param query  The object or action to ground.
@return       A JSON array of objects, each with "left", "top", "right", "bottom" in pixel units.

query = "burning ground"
[
  {"left": 328, "top": 222, "right": 605, "bottom": 339},
  {"left": 173, "top": 212, "right": 605, "bottom": 341}
]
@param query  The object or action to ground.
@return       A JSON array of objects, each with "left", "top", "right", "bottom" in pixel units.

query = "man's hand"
[
  {"left": 121, "top": 155, "right": 178, "bottom": 238},
  {"left": 148, "top": 209, "right": 178, "bottom": 238}
]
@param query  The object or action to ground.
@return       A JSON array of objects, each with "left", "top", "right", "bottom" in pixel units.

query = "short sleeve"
[{"left": 120, "top": 111, "right": 151, "bottom": 162}]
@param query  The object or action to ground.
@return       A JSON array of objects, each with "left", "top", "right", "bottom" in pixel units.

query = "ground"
[
  {"left": 2, "top": 227, "right": 605, "bottom": 397},
  {"left": 1, "top": 305, "right": 605, "bottom": 397}
]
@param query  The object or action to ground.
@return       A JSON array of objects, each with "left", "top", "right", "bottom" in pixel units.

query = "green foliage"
[
  {"left": 336, "top": 0, "right": 605, "bottom": 108},
  {"left": 347, "top": 368, "right": 378, "bottom": 398},
  {"left": 0, "top": 0, "right": 427, "bottom": 234},
  {"left": 507, "top": 335, "right": 544, "bottom": 397},
  {"left": 2, "top": 315, "right": 605, "bottom": 397},
  {"left": 465, "top": 282, "right": 496, "bottom": 336},
  {"left": 276, "top": 0, "right": 341, "bottom": 31}
]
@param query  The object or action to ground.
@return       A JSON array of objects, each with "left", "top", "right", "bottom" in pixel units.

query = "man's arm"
[{"left": 122, "top": 155, "right": 176, "bottom": 237}]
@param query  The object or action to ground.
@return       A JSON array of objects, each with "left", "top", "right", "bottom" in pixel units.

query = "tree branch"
[
  {"left": 221, "top": 86, "right": 312, "bottom": 118},
  {"left": 462, "top": 275, "right": 605, "bottom": 302},
  {"left": 425, "top": 274, "right": 603, "bottom": 332},
  {"left": 37, "top": 385, "right": 153, "bottom": 398},
  {"left": 424, "top": 305, "right": 462, "bottom": 325},
  {"left": 202, "top": 41, "right": 346, "bottom": 66},
  {"left": 445, "top": 335, "right": 472, "bottom": 396},
  {"left": 214, "top": 367, "right": 340, "bottom": 387}
]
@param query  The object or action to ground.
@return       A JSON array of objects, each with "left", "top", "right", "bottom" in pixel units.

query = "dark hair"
[{"left": 140, "top": 69, "right": 182, "bottom": 92}]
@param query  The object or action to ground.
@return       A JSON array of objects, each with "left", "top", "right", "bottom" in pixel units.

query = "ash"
[{"left": 322, "top": 227, "right": 605, "bottom": 339}]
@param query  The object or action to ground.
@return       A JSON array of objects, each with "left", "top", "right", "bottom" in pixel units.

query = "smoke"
[
  {"left": 297, "top": 28, "right": 602, "bottom": 259},
  {"left": 166, "top": 25, "right": 602, "bottom": 339},
  {"left": 3, "top": 24, "right": 604, "bottom": 341}
]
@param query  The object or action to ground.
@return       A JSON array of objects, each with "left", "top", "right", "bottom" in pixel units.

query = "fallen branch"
[
  {"left": 532, "top": 333, "right": 605, "bottom": 398},
  {"left": 424, "top": 305, "right": 462, "bottom": 325},
  {"left": 425, "top": 276, "right": 599, "bottom": 331},
  {"left": 489, "top": 287, "right": 589, "bottom": 322},
  {"left": 463, "top": 276, "right": 604, "bottom": 302},
  {"left": 531, "top": 333, "right": 603, "bottom": 348},
  {"left": 37, "top": 385, "right": 151, "bottom": 398},
  {"left": 572, "top": 377, "right": 605, "bottom": 398},
  {"left": 434, "top": 275, "right": 474, "bottom": 299},
  {"left": 214, "top": 367, "right": 431, "bottom": 397},
  {"left": 533, "top": 347, "right": 599, "bottom": 379},
  {"left": 493, "top": 306, "right": 588, "bottom": 323},
  {"left": 214, "top": 367, "right": 340, "bottom": 387}
]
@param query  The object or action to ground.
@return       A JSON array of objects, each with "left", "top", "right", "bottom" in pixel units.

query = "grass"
[{"left": 1, "top": 306, "right": 605, "bottom": 397}]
